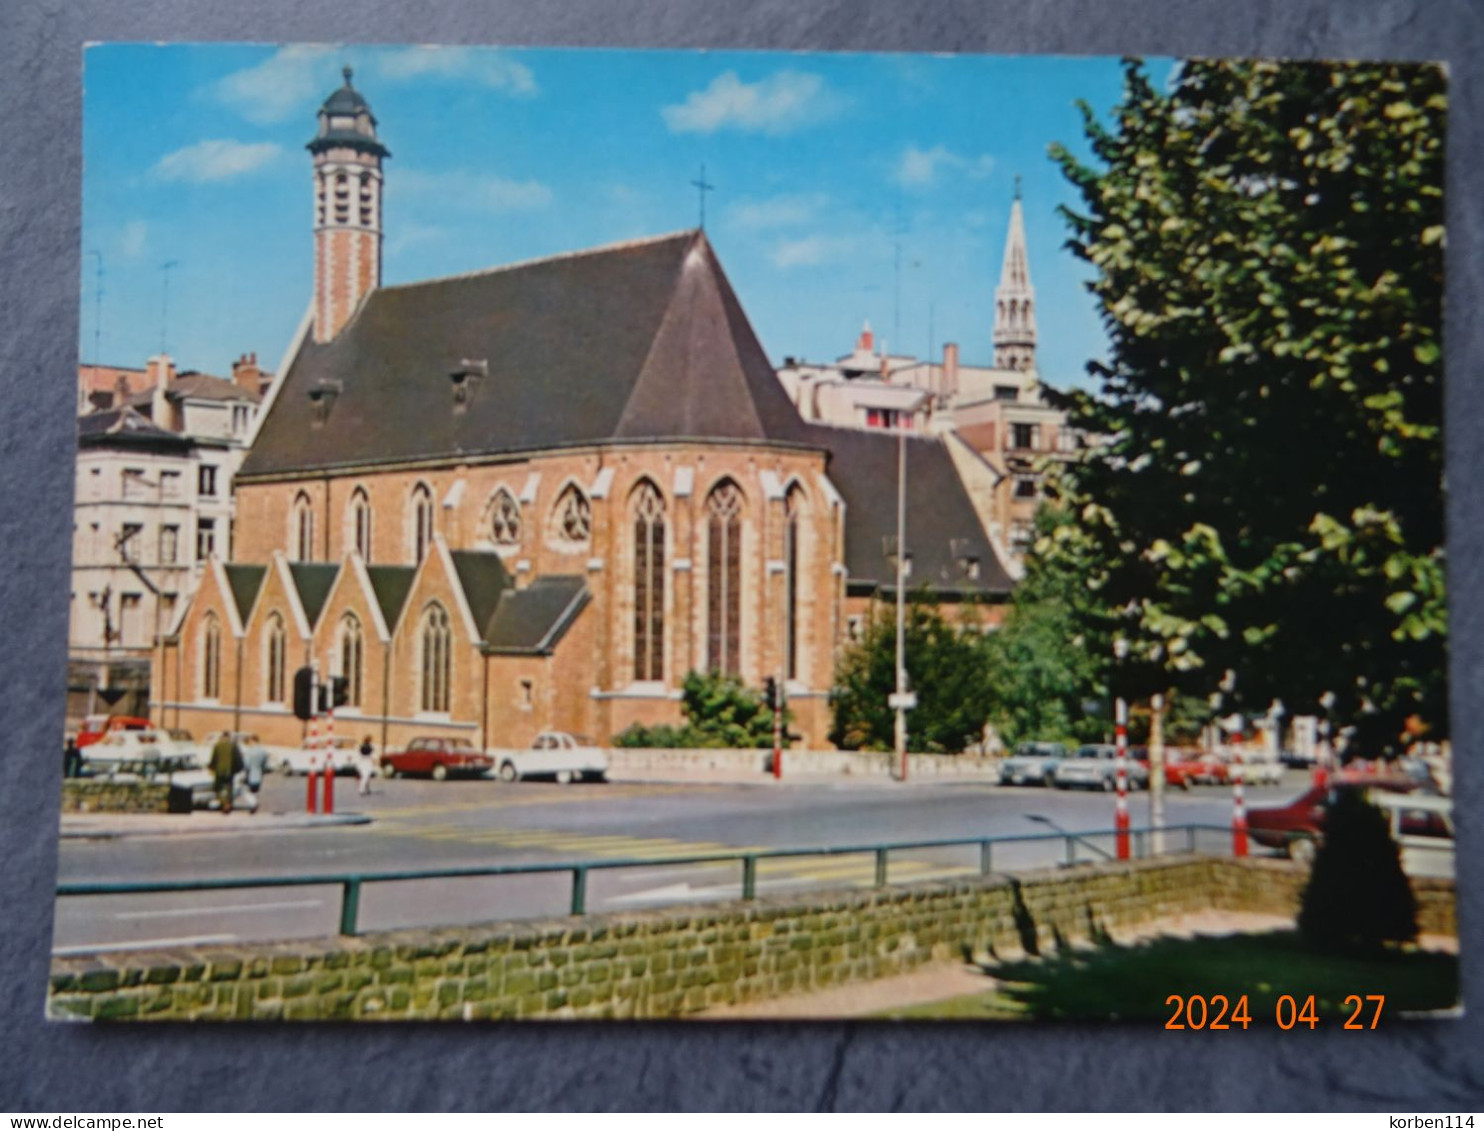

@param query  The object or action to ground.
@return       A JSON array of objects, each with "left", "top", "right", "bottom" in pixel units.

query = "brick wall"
[{"left": 50, "top": 857, "right": 1453, "bottom": 1022}]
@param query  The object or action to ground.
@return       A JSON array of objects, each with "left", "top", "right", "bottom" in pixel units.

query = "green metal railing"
[{"left": 57, "top": 822, "right": 1242, "bottom": 939}]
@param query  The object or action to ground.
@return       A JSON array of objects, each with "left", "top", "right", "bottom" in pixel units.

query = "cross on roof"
[{"left": 690, "top": 164, "right": 716, "bottom": 229}]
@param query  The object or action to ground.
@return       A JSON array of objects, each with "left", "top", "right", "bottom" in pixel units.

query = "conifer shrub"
[{"left": 1298, "top": 789, "right": 1418, "bottom": 954}]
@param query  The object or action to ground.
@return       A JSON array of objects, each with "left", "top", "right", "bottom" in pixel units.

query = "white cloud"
[
  {"left": 769, "top": 234, "right": 856, "bottom": 269},
  {"left": 214, "top": 46, "right": 339, "bottom": 125},
  {"left": 396, "top": 168, "right": 552, "bottom": 212},
  {"left": 118, "top": 220, "right": 148, "bottom": 260},
  {"left": 727, "top": 193, "right": 826, "bottom": 231},
  {"left": 373, "top": 47, "right": 537, "bottom": 97},
  {"left": 894, "top": 144, "right": 995, "bottom": 188},
  {"left": 385, "top": 221, "right": 450, "bottom": 257},
  {"left": 663, "top": 71, "right": 842, "bottom": 136},
  {"left": 152, "top": 140, "right": 284, "bottom": 183}
]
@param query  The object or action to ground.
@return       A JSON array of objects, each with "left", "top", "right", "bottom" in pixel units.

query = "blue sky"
[{"left": 81, "top": 44, "right": 1135, "bottom": 388}]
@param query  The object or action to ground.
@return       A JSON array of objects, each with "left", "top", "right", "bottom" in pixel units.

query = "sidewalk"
[
  {"left": 607, "top": 766, "right": 1004, "bottom": 788},
  {"left": 60, "top": 809, "right": 371, "bottom": 839}
]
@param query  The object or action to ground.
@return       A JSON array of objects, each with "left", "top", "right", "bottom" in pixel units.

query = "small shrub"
[{"left": 1298, "top": 790, "right": 1418, "bottom": 954}]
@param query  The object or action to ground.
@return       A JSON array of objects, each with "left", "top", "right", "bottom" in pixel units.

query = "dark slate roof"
[
  {"left": 76, "top": 407, "right": 192, "bottom": 452},
  {"left": 240, "top": 231, "right": 808, "bottom": 478},
  {"left": 485, "top": 577, "right": 589, "bottom": 654},
  {"left": 288, "top": 563, "right": 340, "bottom": 626},
  {"left": 805, "top": 424, "right": 1014, "bottom": 596},
  {"left": 223, "top": 564, "right": 267, "bottom": 623},
  {"left": 365, "top": 566, "right": 417, "bottom": 632},
  {"left": 448, "top": 551, "right": 513, "bottom": 641}
]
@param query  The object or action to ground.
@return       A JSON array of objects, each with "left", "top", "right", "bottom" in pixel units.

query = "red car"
[
  {"left": 380, "top": 736, "right": 494, "bottom": 780},
  {"left": 75, "top": 714, "right": 152, "bottom": 749},
  {"left": 1246, "top": 775, "right": 1420, "bottom": 864}
]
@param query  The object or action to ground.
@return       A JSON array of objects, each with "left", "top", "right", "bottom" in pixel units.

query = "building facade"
[{"left": 157, "top": 75, "right": 1013, "bottom": 753}]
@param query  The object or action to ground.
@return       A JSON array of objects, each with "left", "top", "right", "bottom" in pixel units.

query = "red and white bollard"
[
  {"left": 322, "top": 690, "right": 336, "bottom": 814},
  {"left": 1232, "top": 749, "right": 1249, "bottom": 857},
  {"left": 305, "top": 707, "right": 320, "bottom": 815},
  {"left": 1114, "top": 697, "right": 1131, "bottom": 860}
]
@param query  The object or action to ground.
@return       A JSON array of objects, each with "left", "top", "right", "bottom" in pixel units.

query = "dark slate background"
[{"left": 1, "top": 0, "right": 1479, "bottom": 1112}]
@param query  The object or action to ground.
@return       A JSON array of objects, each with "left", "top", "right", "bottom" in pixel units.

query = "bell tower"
[
  {"left": 993, "top": 178, "right": 1037, "bottom": 373},
  {"left": 307, "top": 66, "right": 390, "bottom": 343}
]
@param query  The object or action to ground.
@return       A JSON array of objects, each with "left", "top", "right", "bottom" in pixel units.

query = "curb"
[{"left": 60, "top": 812, "right": 373, "bottom": 840}]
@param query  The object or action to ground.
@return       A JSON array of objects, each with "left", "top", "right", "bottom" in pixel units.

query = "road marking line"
[
  {"left": 53, "top": 934, "right": 238, "bottom": 956},
  {"left": 115, "top": 899, "right": 324, "bottom": 921}
]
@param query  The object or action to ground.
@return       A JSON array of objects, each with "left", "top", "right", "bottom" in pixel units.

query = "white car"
[
  {"left": 1052, "top": 744, "right": 1150, "bottom": 791},
  {"left": 269, "top": 734, "right": 362, "bottom": 776},
  {"left": 82, "top": 728, "right": 206, "bottom": 770},
  {"left": 1373, "top": 792, "right": 1454, "bottom": 879},
  {"left": 493, "top": 732, "right": 609, "bottom": 784}
]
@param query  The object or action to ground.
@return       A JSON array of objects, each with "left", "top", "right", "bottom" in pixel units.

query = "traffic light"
[
  {"left": 763, "top": 677, "right": 778, "bottom": 711},
  {"left": 328, "top": 675, "right": 350, "bottom": 710},
  {"left": 292, "top": 667, "right": 316, "bottom": 720}
]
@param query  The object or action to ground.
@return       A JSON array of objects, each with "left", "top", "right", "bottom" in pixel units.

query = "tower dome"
[{"left": 308, "top": 66, "right": 389, "bottom": 343}]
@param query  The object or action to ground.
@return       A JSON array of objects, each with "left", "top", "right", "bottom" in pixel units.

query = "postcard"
[{"left": 49, "top": 44, "right": 1455, "bottom": 1024}]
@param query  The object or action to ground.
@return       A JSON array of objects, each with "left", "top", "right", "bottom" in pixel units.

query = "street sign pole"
[
  {"left": 1114, "top": 696, "right": 1131, "bottom": 859},
  {"left": 894, "top": 425, "right": 908, "bottom": 782},
  {"left": 1148, "top": 692, "right": 1166, "bottom": 856}
]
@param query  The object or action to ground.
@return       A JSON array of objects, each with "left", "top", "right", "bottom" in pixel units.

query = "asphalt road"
[{"left": 52, "top": 771, "right": 1309, "bottom": 954}]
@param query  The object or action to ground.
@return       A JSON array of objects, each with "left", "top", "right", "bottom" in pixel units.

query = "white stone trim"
[
  {"left": 271, "top": 552, "right": 313, "bottom": 640},
  {"left": 442, "top": 479, "right": 466, "bottom": 509},
  {"left": 766, "top": 559, "right": 786, "bottom": 574},
  {"left": 758, "top": 469, "right": 784, "bottom": 500},
  {"left": 673, "top": 558, "right": 692, "bottom": 572},
  {"left": 586, "top": 558, "right": 605, "bottom": 572},
  {"left": 519, "top": 472, "right": 541, "bottom": 505},
  {"left": 673, "top": 466, "right": 694, "bottom": 498},
  {"left": 815, "top": 472, "right": 844, "bottom": 509},
  {"left": 209, "top": 558, "right": 246, "bottom": 638},
  {"left": 434, "top": 533, "right": 482, "bottom": 642},
  {"left": 590, "top": 467, "right": 615, "bottom": 499}
]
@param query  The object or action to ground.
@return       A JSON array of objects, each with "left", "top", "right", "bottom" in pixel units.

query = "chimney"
[
  {"left": 146, "top": 354, "right": 174, "bottom": 426},
  {"left": 943, "top": 342, "right": 960, "bottom": 399},
  {"left": 857, "top": 320, "right": 874, "bottom": 354},
  {"left": 232, "top": 351, "right": 263, "bottom": 395}
]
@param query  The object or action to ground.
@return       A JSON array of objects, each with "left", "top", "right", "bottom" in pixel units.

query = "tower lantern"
[
  {"left": 307, "top": 65, "right": 389, "bottom": 343},
  {"left": 993, "top": 178, "right": 1037, "bottom": 373}
]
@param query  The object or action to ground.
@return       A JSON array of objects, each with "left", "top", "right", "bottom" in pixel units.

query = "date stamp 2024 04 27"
[{"left": 1164, "top": 993, "right": 1387, "bottom": 1030}]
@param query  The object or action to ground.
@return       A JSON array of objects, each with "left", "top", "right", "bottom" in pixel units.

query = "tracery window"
[
  {"left": 705, "top": 480, "right": 743, "bottom": 676},
  {"left": 490, "top": 488, "right": 522, "bottom": 546},
  {"left": 349, "top": 487, "right": 372, "bottom": 561},
  {"left": 201, "top": 613, "right": 221, "bottom": 700},
  {"left": 292, "top": 492, "right": 314, "bottom": 561},
  {"left": 552, "top": 484, "right": 591, "bottom": 543},
  {"left": 419, "top": 603, "right": 452, "bottom": 713},
  {"left": 264, "top": 612, "right": 287, "bottom": 704},
  {"left": 339, "top": 613, "right": 364, "bottom": 708},
  {"left": 631, "top": 480, "right": 665, "bottom": 682},
  {"left": 410, "top": 483, "right": 434, "bottom": 565}
]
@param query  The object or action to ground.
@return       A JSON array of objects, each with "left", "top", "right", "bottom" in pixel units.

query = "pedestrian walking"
[
  {"left": 210, "top": 731, "right": 244, "bottom": 815},
  {"left": 242, "top": 739, "right": 268, "bottom": 815},
  {"left": 357, "top": 735, "right": 377, "bottom": 795},
  {"left": 63, "top": 736, "right": 81, "bottom": 779}
]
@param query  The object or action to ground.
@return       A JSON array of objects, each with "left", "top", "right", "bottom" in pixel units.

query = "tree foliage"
[
  {"left": 1043, "top": 58, "right": 1447, "bottom": 749},
  {"left": 612, "top": 670, "right": 782, "bottom": 748},
  {"left": 829, "top": 594, "right": 994, "bottom": 753}
]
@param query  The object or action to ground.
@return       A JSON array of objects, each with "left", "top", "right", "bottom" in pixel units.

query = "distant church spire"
[
  {"left": 993, "top": 181, "right": 1036, "bottom": 372},
  {"left": 308, "top": 66, "right": 390, "bottom": 343}
]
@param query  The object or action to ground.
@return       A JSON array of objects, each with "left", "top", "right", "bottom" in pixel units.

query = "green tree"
[
  {"left": 1044, "top": 58, "right": 1447, "bottom": 749},
  {"left": 829, "top": 593, "right": 993, "bottom": 753},
  {"left": 612, "top": 670, "right": 781, "bottom": 748}
]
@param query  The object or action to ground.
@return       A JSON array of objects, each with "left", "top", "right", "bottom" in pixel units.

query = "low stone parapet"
[
  {"left": 60, "top": 780, "right": 174, "bottom": 814},
  {"left": 50, "top": 856, "right": 1452, "bottom": 1023}
]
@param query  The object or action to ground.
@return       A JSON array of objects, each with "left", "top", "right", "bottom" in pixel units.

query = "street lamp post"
[
  {"left": 1315, "top": 691, "right": 1335, "bottom": 787},
  {"left": 1148, "top": 691, "right": 1167, "bottom": 856},
  {"left": 893, "top": 425, "right": 909, "bottom": 782}
]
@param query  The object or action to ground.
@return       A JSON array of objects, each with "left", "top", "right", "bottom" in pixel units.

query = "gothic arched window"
[
  {"left": 551, "top": 483, "right": 591, "bottom": 544},
  {"left": 784, "top": 485, "right": 806, "bottom": 681},
  {"left": 264, "top": 612, "right": 287, "bottom": 704},
  {"left": 419, "top": 603, "right": 452, "bottom": 713},
  {"left": 631, "top": 480, "right": 666, "bottom": 682},
  {"left": 292, "top": 492, "right": 314, "bottom": 561},
  {"left": 348, "top": 487, "right": 372, "bottom": 562},
  {"left": 200, "top": 612, "right": 221, "bottom": 700},
  {"left": 409, "top": 483, "right": 435, "bottom": 565},
  {"left": 490, "top": 488, "right": 521, "bottom": 546},
  {"left": 705, "top": 479, "right": 743, "bottom": 676},
  {"left": 339, "top": 613, "right": 364, "bottom": 708}
]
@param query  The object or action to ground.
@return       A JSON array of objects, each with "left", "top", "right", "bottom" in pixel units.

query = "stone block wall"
[
  {"left": 60, "top": 780, "right": 172, "bottom": 814},
  {"left": 47, "top": 857, "right": 1456, "bottom": 1022}
]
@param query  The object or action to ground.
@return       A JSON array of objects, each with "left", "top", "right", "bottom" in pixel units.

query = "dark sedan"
[{"left": 381, "top": 736, "right": 494, "bottom": 780}]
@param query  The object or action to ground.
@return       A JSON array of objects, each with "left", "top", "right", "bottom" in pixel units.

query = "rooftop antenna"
[
  {"left": 891, "top": 195, "right": 910, "bottom": 350},
  {"left": 159, "top": 259, "right": 179, "bottom": 356},
  {"left": 691, "top": 164, "right": 715, "bottom": 230},
  {"left": 88, "top": 249, "right": 104, "bottom": 365}
]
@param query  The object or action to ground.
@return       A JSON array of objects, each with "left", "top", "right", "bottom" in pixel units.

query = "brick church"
[{"left": 154, "top": 69, "right": 1013, "bottom": 753}]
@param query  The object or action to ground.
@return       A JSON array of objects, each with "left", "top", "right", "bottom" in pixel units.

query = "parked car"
[
  {"left": 997, "top": 741, "right": 1069, "bottom": 786},
  {"left": 382, "top": 736, "right": 494, "bottom": 780},
  {"left": 494, "top": 732, "right": 609, "bottom": 784},
  {"left": 75, "top": 714, "right": 153, "bottom": 749},
  {"left": 1161, "top": 748, "right": 1210, "bottom": 790},
  {"left": 81, "top": 728, "right": 205, "bottom": 770},
  {"left": 1372, "top": 793, "right": 1454, "bottom": 879},
  {"left": 1053, "top": 744, "right": 1149, "bottom": 791},
  {"left": 1246, "top": 775, "right": 1422, "bottom": 864},
  {"left": 268, "top": 734, "right": 361, "bottom": 776}
]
